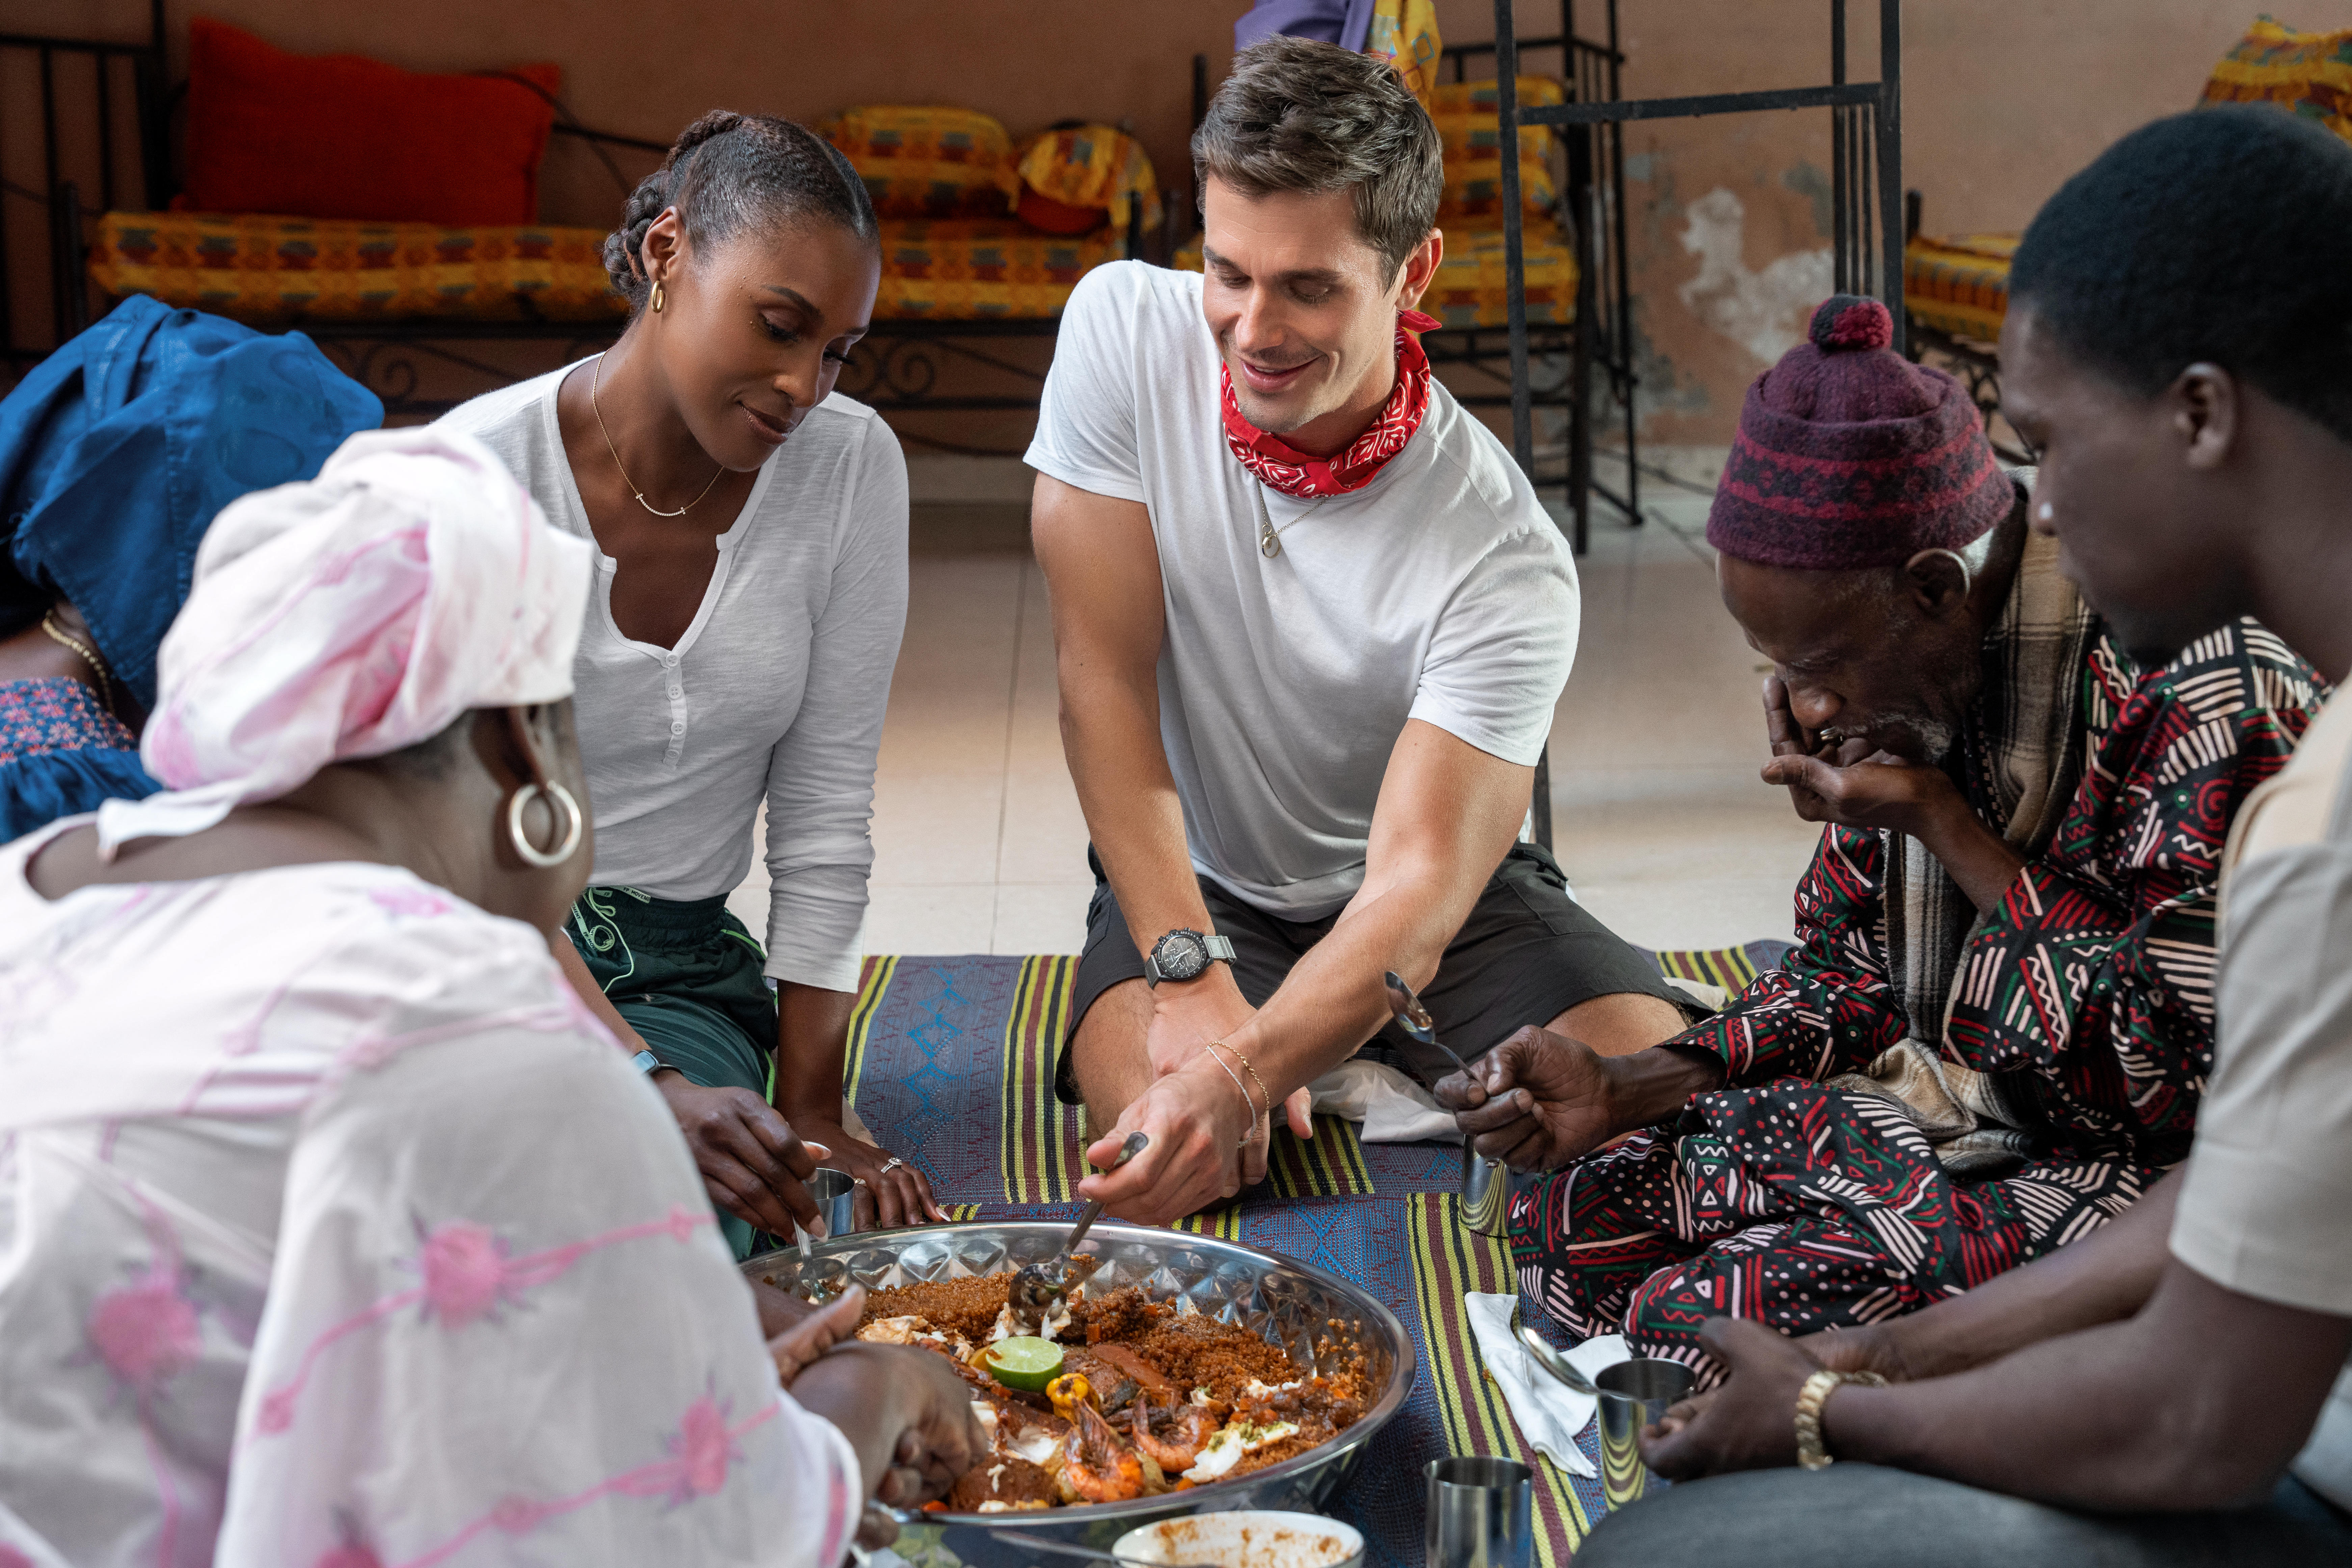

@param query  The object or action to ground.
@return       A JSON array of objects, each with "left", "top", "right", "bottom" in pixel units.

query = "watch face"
[{"left": 1155, "top": 930, "right": 1209, "bottom": 981}]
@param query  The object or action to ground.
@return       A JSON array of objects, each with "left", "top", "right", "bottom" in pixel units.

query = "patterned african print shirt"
[{"left": 1681, "top": 620, "right": 2322, "bottom": 1170}]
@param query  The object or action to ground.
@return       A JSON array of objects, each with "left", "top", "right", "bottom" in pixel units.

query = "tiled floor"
[{"left": 732, "top": 455, "right": 1823, "bottom": 957}]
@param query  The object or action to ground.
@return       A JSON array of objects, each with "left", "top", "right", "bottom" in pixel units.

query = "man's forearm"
[
  {"left": 1226, "top": 873, "right": 1454, "bottom": 1104},
  {"left": 1854, "top": 1173, "right": 2177, "bottom": 1378},
  {"left": 1825, "top": 1250, "right": 2350, "bottom": 1511},
  {"left": 774, "top": 980, "right": 856, "bottom": 1124},
  {"left": 1919, "top": 795, "right": 2028, "bottom": 912}
]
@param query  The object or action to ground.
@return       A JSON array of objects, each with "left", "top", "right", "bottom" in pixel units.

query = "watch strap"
[
  {"left": 1202, "top": 935, "right": 1236, "bottom": 962},
  {"left": 632, "top": 1049, "right": 665, "bottom": 1075}
]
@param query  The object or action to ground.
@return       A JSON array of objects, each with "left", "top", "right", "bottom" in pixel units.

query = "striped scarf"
[{"left": 1831, "top": 481, "right": 2097, "bottom": 1173}]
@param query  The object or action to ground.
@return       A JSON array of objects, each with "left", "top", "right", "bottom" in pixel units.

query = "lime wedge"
[{"left": 987, "top": 1336, "right": 1065, "bottom": 1392}]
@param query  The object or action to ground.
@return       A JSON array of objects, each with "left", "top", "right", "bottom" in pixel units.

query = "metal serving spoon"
[
  {"left": 1509, "top": 1297, "right": 1599, "bottom": 1397},
  {"left": 1382, "top": 970, "right": 1472, "bottom": 1077},
  {"left": 1008, "top": 1131, "right": 1149, "bottom": 1326}
]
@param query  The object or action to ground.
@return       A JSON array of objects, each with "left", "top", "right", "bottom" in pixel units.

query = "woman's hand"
[
  {"left": 799, "top": 1121, "right": 948, "bottom": 1228},
  {"left": 651, "top": 1071, "right": 826, "bottom": 1239},
  {"left": 1640, "top": 1317, "right": 1825, "bottom": 1479},
  {"left": 769, "top": 1283, "right": 867, "bottom": 1382},
  {"left": 789, "top": 1340, "right": 988, "bottom": 1516}
]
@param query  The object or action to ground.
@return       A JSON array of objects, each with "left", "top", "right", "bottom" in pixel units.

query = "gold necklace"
[
  {"left": 39, "top": 611, "right": 115, "bottom": 712},
  {"left": 590, "top": 353, "right": 725, "bottom": 518}
]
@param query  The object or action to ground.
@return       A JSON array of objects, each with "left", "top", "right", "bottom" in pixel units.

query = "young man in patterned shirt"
[{"left": 1440, "top": 291, "right": 2321, "bottom": 1375}]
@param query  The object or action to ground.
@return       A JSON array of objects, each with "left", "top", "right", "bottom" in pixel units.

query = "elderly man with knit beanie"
[{"left": 1439, "top": 294, "right": 2322, "bottom": 1377}]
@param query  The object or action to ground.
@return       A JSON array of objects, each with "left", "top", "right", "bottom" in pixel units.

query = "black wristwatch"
[{"left": 1145, "top": 927, "right": 1236, "bottom": 986}]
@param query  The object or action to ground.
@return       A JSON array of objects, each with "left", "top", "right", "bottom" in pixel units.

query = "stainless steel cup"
[
  {"left": 796, "top": 1167, "right": 860, "bottom": 1247},
  {"left": 1424, "top": 1456, "right": 1533, "bottom": 1568},
  {"left": 1595, "top": 1358, "right": 1695, "bottom": 1510},
  {"left": 1461, "top": 1145, "right": 1512, "bottom": 1238}
]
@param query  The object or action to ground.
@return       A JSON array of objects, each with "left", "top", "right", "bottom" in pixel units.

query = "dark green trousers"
[{"left": 567, "top": 886, "right": 777, "bottom": 1260}]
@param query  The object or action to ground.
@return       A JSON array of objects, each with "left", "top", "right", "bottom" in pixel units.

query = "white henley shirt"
[{"left": 440, "top": 366, "right": 908, "bottom": 993}]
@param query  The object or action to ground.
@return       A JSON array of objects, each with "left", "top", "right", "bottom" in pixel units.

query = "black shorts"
[{"left": 1057, "top": 841, "right": 1694, "bottom": 1105}]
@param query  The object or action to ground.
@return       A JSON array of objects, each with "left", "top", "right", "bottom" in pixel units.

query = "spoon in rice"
[{"left": 1009, "top": 1131, "right": 1149, "bottom": 1329}]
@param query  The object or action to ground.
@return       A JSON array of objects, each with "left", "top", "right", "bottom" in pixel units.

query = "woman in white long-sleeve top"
[{"left": 441, "top": 109, "right": 938, "bottom": 1253}]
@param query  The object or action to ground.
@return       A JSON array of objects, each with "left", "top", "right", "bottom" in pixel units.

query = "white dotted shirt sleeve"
[{"left": 214, "top": 1016, "right": 861, "bottom": 1568}]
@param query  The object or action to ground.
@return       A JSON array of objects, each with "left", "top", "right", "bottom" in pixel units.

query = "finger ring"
[
  {"left": 879, "top": 1156, "right": 906, "bottom": 1174},
  {"left": 853, "top": 1177, "right": 868, "bottom": 1188}
]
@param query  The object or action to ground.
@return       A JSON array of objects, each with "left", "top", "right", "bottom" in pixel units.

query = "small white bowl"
[{"left": 1112, "top": 1511, "right": 1365, "bottom": 1568}]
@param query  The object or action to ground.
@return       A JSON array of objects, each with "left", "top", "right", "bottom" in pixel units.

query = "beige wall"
[
  {"left": 1445, "top": 0, "right": 2312, "bottom": 445},
  {"left": 5, "top": 1, "right": 2336, "bottom": 444}
]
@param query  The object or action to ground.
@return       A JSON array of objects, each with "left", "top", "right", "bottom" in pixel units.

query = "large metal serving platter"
[{"left": 743, "top": 1221, "right": 1416, "bottom": 1566}]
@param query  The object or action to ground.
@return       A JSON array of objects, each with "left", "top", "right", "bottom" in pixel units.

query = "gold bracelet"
[
  {"left": 1199, "top": 1045, "right": 1258, "bottom": 1147},
  {"left": 39, "top": 611, "right": 115, "bottom": 713},
  {"left": 1793, "top": 1368, "right": 1887, "bottom": 1470},
  {"left": 1208, "top": 1039, "right": 1274, "bottom": 1123}
]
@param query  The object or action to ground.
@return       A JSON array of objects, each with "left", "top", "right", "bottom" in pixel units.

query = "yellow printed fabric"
[
  {"left": 1176, "top": 219, "right": 1577, "bottom": 330},
  {"left": 1014, "top": 125, "right": 1161, "bottom": 235},
  {"left": 817, "top": 105, "right": 1021, "bottom": 219},
  {"left": 1904, "top": 231, "right": 2017, "bottom": 342},
  {"left": 2201, "top": 17, "right": 2352, "bottom": 142},
  {"left": 89, "top": 210, "right": 627, "bottom": 322},
  {"left": 1367, "top": 0, "right": 1443, "bottom": 105},
  {"left": 1427, "top": 77, "right": 1565, "bottom": 219},
  {"left": 872, "top": 218, "right": 1121, "bottom": 319}
]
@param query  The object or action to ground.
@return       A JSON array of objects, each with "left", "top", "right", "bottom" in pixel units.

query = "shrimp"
[
  {"left": 1130, "top": 1392, "right": 1220, "bottom": 1475},
  {"left": 1054, "top": 1399, "right": 1164, "bottom": 1504}
]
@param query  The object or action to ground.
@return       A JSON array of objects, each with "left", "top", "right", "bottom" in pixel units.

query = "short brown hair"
[{"left": 1192, "top": 36, "right": 1444, "bottom": 282}]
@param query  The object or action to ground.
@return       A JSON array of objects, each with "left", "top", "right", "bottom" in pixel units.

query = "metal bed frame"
[
  {"left": 1488, "top": 0, "right": 1907, "bottom": 549},
  {"left": 1900, "top": 188, "right": 2027, "bottom": 464}
]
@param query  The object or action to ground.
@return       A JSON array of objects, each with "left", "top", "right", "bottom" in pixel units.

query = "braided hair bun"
[{"left": 602, "top": 109, "right": 877, "bottom": 310}]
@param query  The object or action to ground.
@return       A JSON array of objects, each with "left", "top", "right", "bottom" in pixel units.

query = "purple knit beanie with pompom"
[{"left": 1705, "top": 295, "right": 2012, "bottom": 570}]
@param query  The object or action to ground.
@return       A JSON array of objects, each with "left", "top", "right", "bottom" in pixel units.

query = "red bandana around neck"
[{"left": 1221, "top": 308, "right": 1441, "bottom": 499}]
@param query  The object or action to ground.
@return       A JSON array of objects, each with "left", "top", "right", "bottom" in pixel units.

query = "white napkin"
[
  {"left": 1307, "top": 1058, "right": 1462, "bottom": 1144},
  {"left": 1463, "top": 1293, "right": 1631, "bottom": 1478}
]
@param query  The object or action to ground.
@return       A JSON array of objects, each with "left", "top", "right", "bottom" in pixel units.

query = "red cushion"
[
  {"left": 1016, "top": 187, "right": 1109, "bottom": 236},
  {"left": 184, "top": 18, "right": 560, "bottom": 226}
]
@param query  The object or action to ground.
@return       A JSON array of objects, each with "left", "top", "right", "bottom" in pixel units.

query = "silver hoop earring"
[{"left": 506, "top": 782, "right": 584, "bottom": 870}]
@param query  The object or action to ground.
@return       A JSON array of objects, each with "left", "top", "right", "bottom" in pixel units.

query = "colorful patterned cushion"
[
  {"left": 817, "top": 105, "right": 1021, "bottom": 221},
  {"left": 1427, "top": 76, "right": 1565, "bottom": 219},
  {"left": 89, "top": 210, "right": 628, "bottom": 322},
  {"left": 1013, "top": 126, "right": 1159, "bottom": 237},
  {"left": 871, "top": 218, "right": 1122, "bottom": 319},
  {"left": 2201, "top": 17, "right": 2352, "bottom": 142},
  {"left": 1903, "top": 231, "right": 2017, "bottom": 342},
  {"left": 1367, "top": 0, "right": 1444, "bottom": 106},
  {"left": 1176, "top": 219, "right": 1578, "bottom": 330}
]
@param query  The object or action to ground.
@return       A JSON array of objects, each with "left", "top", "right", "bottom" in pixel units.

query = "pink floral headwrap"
[{"left": 94, "top": 427, "right": 593, "bottom": 858}]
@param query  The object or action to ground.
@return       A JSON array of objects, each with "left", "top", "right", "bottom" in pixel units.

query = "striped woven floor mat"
[{"left": 842, "top": 942, "right": 1788, "bottom": 1565}]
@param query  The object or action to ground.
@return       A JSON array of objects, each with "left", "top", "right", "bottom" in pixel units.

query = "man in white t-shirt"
[
  {"left": 1026, "top": 36, "right": 1690, "bottom": 1224},
  {"left": 1575, "top": 108, "right": 2352, "bottom": 1566}
]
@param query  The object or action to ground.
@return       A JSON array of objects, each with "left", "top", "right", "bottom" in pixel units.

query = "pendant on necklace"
[{"left": 1260, "top": 520, "right": 1283, "bottom": 559}]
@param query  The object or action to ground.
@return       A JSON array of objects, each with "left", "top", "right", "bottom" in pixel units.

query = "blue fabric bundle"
[{"left": 0, "top": 296, "right": 380, "bottom": 841}]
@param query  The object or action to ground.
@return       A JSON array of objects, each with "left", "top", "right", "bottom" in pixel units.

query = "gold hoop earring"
[
  {"left": 505, "top": 782, "right": 584, "bottom": 870},
  {"left": 649, "top": 280, "right": 665, "bottom": 314}
]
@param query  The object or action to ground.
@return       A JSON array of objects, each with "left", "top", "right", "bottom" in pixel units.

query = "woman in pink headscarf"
[{"left": 0, "top": 429, "right": 977, "bottom": 1568}]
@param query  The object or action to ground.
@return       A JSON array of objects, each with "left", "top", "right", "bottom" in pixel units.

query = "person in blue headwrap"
[{"left": 0, "top": 295, "right": 380, "bottom": 842}]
